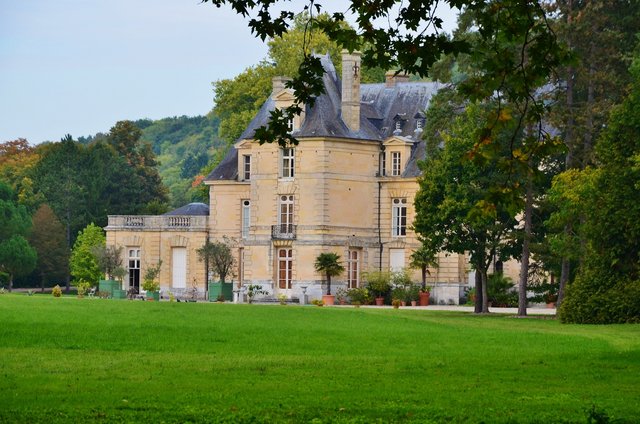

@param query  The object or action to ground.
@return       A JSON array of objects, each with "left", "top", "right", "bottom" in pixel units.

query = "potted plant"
[
  {"left": 197, "top": 237, "right": 236, "bottom": 301},
  {"left": 364, "top": 270, "right": 391, "bottom": 306},
  {"left": 314, "top": 252, "right": 345, "bottom": 306},
  {"left": 410, "top": 245, "right": 438, "bottom": 306},
  {"left": 246, "top": 284, "right": 268, "bottom": 304},
  {"left": 142, "top": 261, "right": 162, "bottom": 301},
  {"left": 347, "top": 287, "right": 371, "bottom": 306},
  {"left": 408, "top": 284, "right": 420, "bottom": 306},
  {"left": 93, "top": 245, "right": 124, "bottom": 297},
  {"left": 391, "top": 286, "right": 406, "bottom": 307}
]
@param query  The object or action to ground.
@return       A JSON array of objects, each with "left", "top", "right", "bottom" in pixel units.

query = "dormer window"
[
  {"left": 391, "top": 151, "right": 401, "bottom": 176},
  {"left": 395, "top": 121, "right": 402, "bottom": 131},
  {"left": 416, "top": 120, "right": 423, "bottom": 130},
  {"left": 242, "top": 154, "right": 251, "bottom": 181}
]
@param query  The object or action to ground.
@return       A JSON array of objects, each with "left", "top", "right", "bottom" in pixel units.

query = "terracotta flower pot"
[
  {"left": 419, "top": 291, "right": 430, "bottom": 306},
  {"left": 322, "top": 294, "right": 335, "bottom": 306},
  {"left": 375, "top": 297, "right": 384, "bottom": 306},
  {"left": 411, "top": 300, "right": 417, "bottom": 307}
]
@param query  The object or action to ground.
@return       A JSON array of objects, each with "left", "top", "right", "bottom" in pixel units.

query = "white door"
[
  {"left": 389, "top": 249, "right": 405, "bottom": 272},
  {"left": 172, "top": 248, "right": 187, "bottom": 289}
]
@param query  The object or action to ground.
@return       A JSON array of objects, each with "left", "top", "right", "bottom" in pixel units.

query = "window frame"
[
  {"left": 391, "top": 151, "right": 401, "bottom": 176},
  {"left": 392, "top": 198, "right": 407, "bottom": 237},
  {"left": 242, "top": 154, "right": 251, "bottom": 181},
  {"left": 241, "top": 199, "right": 251, "bottom": 239},
  {"left": 347, "top": 249, "right": 360, "bottom": 288},
  {"left": 278, "top": 248, "right": 293, "bottom": 289},
  {"left": 281, "top": 148, "right": 295, "bottom": 179}
]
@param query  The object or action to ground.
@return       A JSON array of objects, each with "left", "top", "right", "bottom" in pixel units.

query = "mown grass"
[{"left": 1, "top": 295, "right": 639, "bottom": 423}]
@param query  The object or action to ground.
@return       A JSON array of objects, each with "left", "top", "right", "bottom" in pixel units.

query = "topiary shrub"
[{"left": 52, "top": 285, "right": 62, "bottom": 297}]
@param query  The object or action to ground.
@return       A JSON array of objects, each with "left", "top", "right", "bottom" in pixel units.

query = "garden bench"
[{"left": 87, "top": 287, "right": 96, "bottom": 298}]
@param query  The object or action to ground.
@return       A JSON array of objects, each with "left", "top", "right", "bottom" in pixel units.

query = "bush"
[
  {"left": 75, "top": 280, "right": 91, "bottom": 298},
  {"left": 487, "top": 273, "right": 518, "bottom": 307},
  {"left": 52, "top": 285, "right": 62, "bottom": 297},
  {"left": 364, "top": 270, "right": 392, "bottom": 298},
  {"left": 347, "top": 287, "right": 371, "bottom": 305},
  {"left": 559, "top": 278, "right": 640, "bottom": 324}
]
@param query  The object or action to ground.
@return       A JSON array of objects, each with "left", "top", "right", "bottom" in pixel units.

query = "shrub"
[
  {"left": 52, "top": 285, "right": 62, "bottom": 297},
  {"left": 311, "top": 299, "right": 324, "bottom": 307},
  {"left": 347, "top": 287, "right": 371, "bottom": 305},
  {"left": 487, "top": 273, "right": 518, "bottom": 307},
  {"left": 364, "top": 270, "right": 392, "bottom": 298},
  {"left": 75, "top": 280, "right": 91, "bottom": 298}
]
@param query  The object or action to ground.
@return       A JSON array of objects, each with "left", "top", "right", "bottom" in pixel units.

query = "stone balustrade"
[{"left": 106, "top": 215, "right": 207, "bottom": 231}]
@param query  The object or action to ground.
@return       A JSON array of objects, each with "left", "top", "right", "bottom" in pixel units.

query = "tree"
[
  {"left": 409, "top": 245, "right": 439, "bottom": 291},
  {"left": 314, "top": 252, "right": 345, "bottom": 296},
  {"left": 69, "top": 223, "right": 105, "bottom": 286},
  {"left": 197, "top": 238, "right": 236, "bottom": 294},
  {"left": 92, "top": 245, "right": 124, "bottom": 281},
  {"left": 413, "top": 102, "right": 521, "bottom": 313},
  {"left": 0, "top": 236, "right": 37, "bottom": 292},
  {"left": 0, "top": 181, "right": 37, "bottom": 291},
  {"left": 29, "top": 204, "right": 69, "bottom": 291},
  {"left": 556, "top": 52, "right": 640, "bottom": 323}
]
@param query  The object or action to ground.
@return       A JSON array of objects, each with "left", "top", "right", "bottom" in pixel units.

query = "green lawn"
[{"left": 1, "top": 295, "right": 639, "bottom": 423}]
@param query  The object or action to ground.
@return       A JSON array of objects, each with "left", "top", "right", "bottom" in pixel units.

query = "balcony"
[
  {"left": 271, "top": 224, "right": 297, "bottom": 240},
  {"left": 106, "top": 215, "right": 207, "bottom": 231}
]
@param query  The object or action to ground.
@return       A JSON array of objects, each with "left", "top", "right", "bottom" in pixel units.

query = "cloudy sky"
[{"left": 0, "top": 1, "right": 457, "bottom": 144}]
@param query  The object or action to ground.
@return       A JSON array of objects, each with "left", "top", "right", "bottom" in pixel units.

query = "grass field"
[{"left": 1, "top": 295, "right": 639, "bottom": 423}]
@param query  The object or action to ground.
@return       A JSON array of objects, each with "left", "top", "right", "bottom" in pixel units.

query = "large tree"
[
  {"left": 0, "top": 181, "right": 37, "bottom": 291},
  {"left": 29, "top": 204, "right": 69, "bottom": 291},
  {"left": 414, "top": 102, "right": 521, "bottom": 313}
]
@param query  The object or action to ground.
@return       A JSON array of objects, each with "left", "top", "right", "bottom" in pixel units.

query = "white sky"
[{"left": 0, "top": 0, "right": 457, "bottom": 144}]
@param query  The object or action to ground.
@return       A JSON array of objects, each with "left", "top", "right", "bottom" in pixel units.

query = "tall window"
[
  {"left": 242, "top": 155, "right": 251, "bottom": 181},
  {"left": 392, "top": 198, "right": 407, "bottom": 237},
  {"left": 128, "top": 248, "right": 140, "bottom": 291},
  {"left": 281, "top": 148, "right": 295, "bottom": 178},
  {"left": 287, "top": 117, "right": 295, "bottom": 132},
  {"left": 278, "top": 195, "right": 294, "bottom": 234},
  {"left": 241, "top": 200, "right": 250, "bottom": 239},
  {"left": 347, "top": 249, "right": 360, "bottom": 288},
  {"left": 380, "top": 152, "right": 386, "bottom": 176},
  {"left": 391, "top": 151, "right": 401, "bottom": 176},
  {"left": 278, "top": 248, "right": 293, "bottom": 289}
]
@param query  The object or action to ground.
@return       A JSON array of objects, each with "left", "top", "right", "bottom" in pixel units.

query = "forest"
[{"left": 2, "top": 1, "right": 639, "bottom": 323}]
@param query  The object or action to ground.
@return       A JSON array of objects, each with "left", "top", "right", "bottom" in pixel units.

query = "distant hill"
[{"left": 79, "top": 115, "right": 228, "bottom": 208}]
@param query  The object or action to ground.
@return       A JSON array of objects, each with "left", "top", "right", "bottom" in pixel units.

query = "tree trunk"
[
  {"left": 421, "top": 266, "right": 427, "bottom": 290},
  {"left": 558, "top": 251, "right": 571, "bottom": 308},
  {"left": 518, "top": 170, "right": 534, "bottom": 317},
  {"left": 41, "top": 273, "right": 45, "bottom": 293},
  {"left": 480, "top": 269, "right": 489, "bottom": 313},
  {"left": 326, "top": 274, "right": 331, "bottom": 295},
  {"left": 474, "top": 269, "right": 483, "bottom": 313},
  {"left": 8, "top": 274, "right": 13, "bottom": 292}
]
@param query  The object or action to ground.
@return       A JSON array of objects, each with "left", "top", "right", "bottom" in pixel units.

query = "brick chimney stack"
[
  {"left": 341, "top": 50, "right": 361, "bottom": 132},
  {"left": 385, "top": 71, "right": 410, "bottom": 88}
]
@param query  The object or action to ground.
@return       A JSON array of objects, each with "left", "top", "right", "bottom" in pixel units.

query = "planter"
[
  {"left": 98, "top": 279, "right": 120, "bottom": 297},
  {"left": 419, "top": 291, "right": 430, "bottom": 306},
  {"left": 400, "top": 301, "right": 407, "bottom": 307},
  {"left": 411, "top": 300, "right": 417, "bottom": 307},
  {"left": 209, "top": 282, "right": 233, "bottom": 301},
  {"left": 546, "top": 302, "right": 556, "bottom": 309},
  {"left": 146, "top": 291, "right": 160, "bottom": 301},
  {"left": 375, "top": 297, "right": 384, "bottom": 306},
  {"left": 322, "top": 294, "right": 335, "bottom": 306},
  {"left": 112, "top": 289, "right": 127, "bottom": 299}
]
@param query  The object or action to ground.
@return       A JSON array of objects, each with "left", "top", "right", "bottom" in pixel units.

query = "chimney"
[
  {"left": 341, "top": 50, "right": 361, "bottom": 132},
  {"left": 272, "top": 76, "right": 291, "bottom": 95},
  {"left": 385, "top": 71, "right": 410, "bottom": 88}
]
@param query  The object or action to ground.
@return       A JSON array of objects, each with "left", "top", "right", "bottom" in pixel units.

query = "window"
[
  {"left": 241, "top": 200, "right": 250, "bottom": 239},
  {"left": 416, "top": 119, "right": 423, "bottom": 130},
  {"left": 347, "top": 249, "right": 360, "bottom": 288},
  {"left": 242, "top": 155, "right": 251, "bottom": 181},
  {"left": 128, "top": 248, "right": 140, "bottom": 291},
  {"left": 278, "top": 195, "right": 294, "bottom": 234},
  {"left": 172, "top": 247, "right": 186, "bottom": 289},
  {"left": 390, "top": 249, "right": 405, "bottom": 272},
  {"left": 278, "top": 248, "right": 293, "bottom": 289},
  {"left": 380, "top": 152, "right": 386, "bottom": 176},
  {"left": 391, "top": 151, "right": 401, "bottom": 176},
  {"left": 281, "top": 148, "right": 295, "bottom": 178},
  {"left": 287, "top": 117, "right": 295, "bottom": 132},
  {"left": 395, "top": 120, "right": 402, "bottom": 131},
  {"left": 392, "top": 198, "right": 407, "bottom": 237}
]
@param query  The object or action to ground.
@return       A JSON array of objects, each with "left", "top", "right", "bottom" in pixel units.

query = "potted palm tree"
[
  {"left": 410, "top": 245, "right": 438, "bottom": 306},
  {"left": 314, "top": 252, "right": 345, "bottom": 306}
]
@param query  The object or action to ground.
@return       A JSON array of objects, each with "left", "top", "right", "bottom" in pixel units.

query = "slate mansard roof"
[
  {"left": 206, "top": 54, "right": 440, "bottom": 181},
  {"left": 164, "top": 202, "right": 210, "bottom": 216}
]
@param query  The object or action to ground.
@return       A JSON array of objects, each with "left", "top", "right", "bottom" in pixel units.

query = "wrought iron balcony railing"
[{"left": 271, "top": 224, "right": 297, "bottom": 240}]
